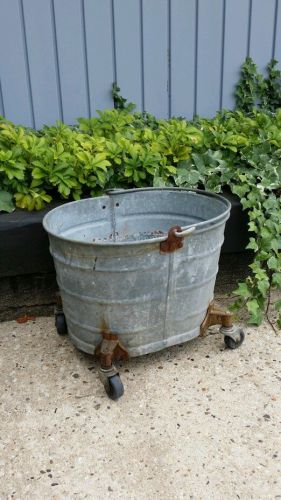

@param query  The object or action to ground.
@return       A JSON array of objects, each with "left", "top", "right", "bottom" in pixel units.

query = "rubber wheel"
[
  {"left": 224, "top": 329, "right": 245, "bottom": 349},
  {"left": 104, "top": 375, "right": 124, "bottom": 400},
  {"left": 55, "top": 313, "right": 68, "bottom": 335}
]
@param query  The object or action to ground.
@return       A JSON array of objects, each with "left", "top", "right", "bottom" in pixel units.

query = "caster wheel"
[
  {"left": 104, "top": 374, "right": 124, "bottom": 400},
  {"left": 224, "top": 329, "right": 245, "bottom": 349},
  {"left": 55, "top": 313, "right": 68, "bottom": 335}
]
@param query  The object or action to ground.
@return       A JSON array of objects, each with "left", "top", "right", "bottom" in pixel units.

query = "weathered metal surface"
[{"left": 43, "top": 188, "right": 230, "bottom": 357}]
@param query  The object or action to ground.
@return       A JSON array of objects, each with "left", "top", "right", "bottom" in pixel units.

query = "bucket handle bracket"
[{"left": 160, "top": 225, "right": 195, "bottom": 253}]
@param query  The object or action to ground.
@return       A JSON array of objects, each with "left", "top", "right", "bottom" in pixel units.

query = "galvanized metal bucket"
[{"left": 43, "top": 188, "right": 231, "bottom": 358}]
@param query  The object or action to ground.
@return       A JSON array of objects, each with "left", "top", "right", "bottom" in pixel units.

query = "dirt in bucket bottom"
[{"left": 93, "top": 230, "right": 165, "bottom": 243}]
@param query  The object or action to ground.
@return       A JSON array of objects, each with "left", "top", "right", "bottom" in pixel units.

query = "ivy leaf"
[
  {"left": 248, "top": 221, "right": 257, "bottom": 232},
  {"left": 270, "top": 239, "right": 280, "bottom": 253},
  {"left": 257, "top": 280, "right": 269, "bottom": 297},
  {"left": 274, "top": 299, "right": 281, "bottom": 311},
  {"left": 247, "top": 299, "right": 263, "bottom": 325},
  {"left": 246, "top": 238, "right": 258, "bottom": 251},
  {"left": 268, "top": 256, "right": 278, "bottom": 270},
  {"left": 234, "top": 282, "right": 251, "bottom": 298},
  {"left": 153, "top": 177, "right": 166, "bottom": 188},
  {"left": 260, "top": 227, "right": 272, "bottom": 240},
  {"left": 272, "top": 273, "right": 281, "bottom": 287},
  {"left": 187, "top": 170, "right": 201, "bottom": 184},
  {"left": 231, "top": 184, "right": 249, "bottom": 198},
  {"left": 192, "top": 153, "right": 205, "bottom": 172}
]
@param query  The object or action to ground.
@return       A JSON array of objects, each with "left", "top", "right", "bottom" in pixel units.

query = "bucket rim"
[{"left": 43, "top": 187, "right": 231, "bottom": 247}]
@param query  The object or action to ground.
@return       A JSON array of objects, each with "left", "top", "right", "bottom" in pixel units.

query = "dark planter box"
[
  {"left": 0, "top": 202, "right": 58, "bottom": 277},
  {"left": 0, "top": 192, "right": 249, "bottom": 279},
  {"left": 221, "top": 191, "right": 249, "bottom": 253}
]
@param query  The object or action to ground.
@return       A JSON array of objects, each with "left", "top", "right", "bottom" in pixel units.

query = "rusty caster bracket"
[
  {"left": 95, "top": 332, "right": 128, "bottom": 400},
  {"left": 54, "top": 291, "right": 63, "bottom": 314},
  {"left": 200, "top": 300, "right": 233, "bottom": 336},
  {"left": 95, "top": 332, "right": 129, "bottom": 369}
]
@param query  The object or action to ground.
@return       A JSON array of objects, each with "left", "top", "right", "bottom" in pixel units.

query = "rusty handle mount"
[{"left": 160, "top": 225, "right": 195, "bottom": 253}]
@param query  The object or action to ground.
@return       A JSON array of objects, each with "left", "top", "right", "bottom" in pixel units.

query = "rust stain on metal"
[
  {"left": 160, "top": 225, "right": 183, "bottom": 253},
  {"left": 95, "top": 320, "right": 129, "bottom": 368},
  {"left": 99, "top": 318, "right": 109, "bottom": 333},
  {"left": 200, "top": 301, "right": 233, "bottom": 336}
]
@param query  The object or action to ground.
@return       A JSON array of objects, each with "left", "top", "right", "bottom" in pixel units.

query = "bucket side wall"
[{"left": 49, "top": 220, "right": 226, "bottom": 356}]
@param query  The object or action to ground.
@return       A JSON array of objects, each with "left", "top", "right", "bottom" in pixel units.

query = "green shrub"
[{"left": 0, "top": 110, "right": 203, "bottom": 208}]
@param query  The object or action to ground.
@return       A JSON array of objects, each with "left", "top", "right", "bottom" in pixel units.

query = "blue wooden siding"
[
  {"left": 0, "top": 0, "right": 280, "bottom": 127},
  {"left": 196, "top": 0, "right": 224, "bottom": 116},
  {"left": 221, "top": 0, "right": 250, "bottom": 110}
]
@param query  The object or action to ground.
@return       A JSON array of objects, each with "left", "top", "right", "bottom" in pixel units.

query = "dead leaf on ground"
[{"left": 16, "top": 315, "right": 36, "bottom": 324}]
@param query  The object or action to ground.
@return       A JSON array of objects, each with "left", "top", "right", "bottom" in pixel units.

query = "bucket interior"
[{"left": 44, "top": 189, "right": 230, "bottom": 244}]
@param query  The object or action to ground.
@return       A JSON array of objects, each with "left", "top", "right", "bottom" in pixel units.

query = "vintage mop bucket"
[{"left": 43, "top": 188, "right": 244, "bottom": 399}]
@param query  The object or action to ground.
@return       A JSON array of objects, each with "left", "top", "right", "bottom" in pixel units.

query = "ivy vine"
[{"left": 235, "top": 56, "right": 281, "bottom": 112}]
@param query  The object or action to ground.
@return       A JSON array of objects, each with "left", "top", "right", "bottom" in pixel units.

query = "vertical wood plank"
[
  {"left": 222, "top": 0, "right": 250, "bottom": 109},
  {"left": 22, "top": 0, "right": 60, "bottom": 128},
  {"left": 84, "top": 0, "right": 115, "bottom": 114},
  {"left": 0, "top": 0, "right": 33, "bottom": 126},
  {"left": 53, "top": 0, "right": 89, "bottom": 123},
  {"left": 196, "top": 0, "right": 224, "bottom": 117},
  {"left": 113, "top": 0, "right": 142, "bottom": 110},
  {"left": 142, "top": 0, "right": 169, "bottom": 117},
  {"left": 249, "top": 0, "right": 276, "bottom": 71},
  {"left": 170, "top": 0, "right": 196, "bottom": 118},
  {"left": 0, "top": 79, "right": 4, "bottom": 117},
  {"left": 273, "top": 0, "right": 281, "bottom": 60}
]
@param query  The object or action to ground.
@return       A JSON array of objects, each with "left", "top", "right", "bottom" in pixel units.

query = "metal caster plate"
[{"left": 55, "top": 313, "right": 68, "bottom": 335}]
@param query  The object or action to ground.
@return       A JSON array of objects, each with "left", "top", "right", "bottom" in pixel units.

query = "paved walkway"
[{"left": 1, "top": 310, "right": 281, "bottom": 499}]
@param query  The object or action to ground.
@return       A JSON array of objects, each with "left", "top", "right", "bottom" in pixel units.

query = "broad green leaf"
[{"left": 0, "top": 190, "right": 15, "bottom": 213}]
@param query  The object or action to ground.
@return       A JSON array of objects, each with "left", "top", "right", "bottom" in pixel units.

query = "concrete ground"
[{"left": 1, "top": 302, "right": 281, "bottom": 499}]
